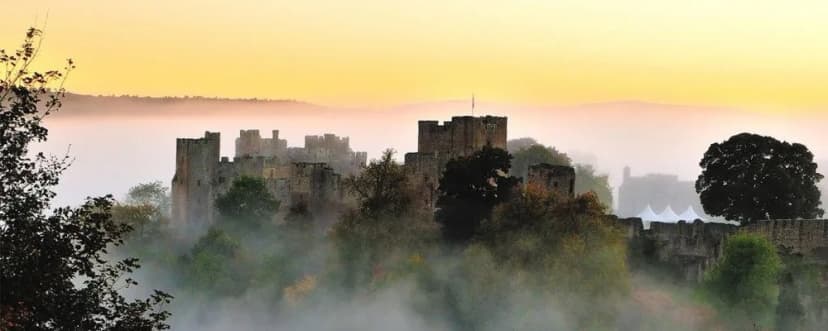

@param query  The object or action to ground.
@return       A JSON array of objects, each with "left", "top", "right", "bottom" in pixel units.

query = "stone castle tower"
[
  {"left": 171, "top": 131, "right": 221, "bottom": 229},
  {"left": 526, "top": 163, "right": 576, "bottom": 197},
  {"left": 171, "top": 130, "right": 365, "bottom": 229},
  {"left": 404, "top": 115, "right": 508, "bottom": 206}
]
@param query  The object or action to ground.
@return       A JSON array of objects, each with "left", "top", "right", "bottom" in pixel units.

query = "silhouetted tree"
[
  {"left": 696, "top": 133, "right": 824, "bottom": 224},
  {"left": 0, "top": 28, "right": 171, "bottom": 330},
  {"left": 436, "top": 146, "right": 520, "bottom": 243},
  {"left": 215, "top": 176, "right": 280, "bottom": 228}
]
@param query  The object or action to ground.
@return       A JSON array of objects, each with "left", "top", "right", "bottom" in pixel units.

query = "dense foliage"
[
  {"left": 334, "top": 150, "right": 439, "bottom": 289},
  {"left": 435, "top": 146, "right": 520, "bottom": 242},
  {"left": 507, "top": 138, "right": 614, "bottom": 208},
  {"left": 0, "top": 28, "right": 171, "bottom": 330},
  {"left": 215, "top": 176, "right": 281, "bottom": 228},
  {"left": 480, "top": 185, "right": 629, "bottom": 328},
  {"left": 696, "top": 132, "right": 824, "bottom": 223},
  {"left": 704, "top": 233, "right": 781, "bottom": 327},
  {"left": 342, "top": 149, "right": 413, "bottom": 217}
]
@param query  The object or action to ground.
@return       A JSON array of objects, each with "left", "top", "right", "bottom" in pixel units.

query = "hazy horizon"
[{"left": 5, "top": 1, "right": 828, "bottom": 111}]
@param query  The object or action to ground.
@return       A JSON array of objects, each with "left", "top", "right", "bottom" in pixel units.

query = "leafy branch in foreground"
[{"left": 0, "top": 27, "right": 172, "bottom": 330}]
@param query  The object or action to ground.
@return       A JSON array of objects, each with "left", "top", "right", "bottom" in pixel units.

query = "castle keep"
[
  {"left": 172, "top": 130, "right": 366, "bottom": 228},
  {"left": 404, "top": 116, "right": 508, "bottom": 204}
]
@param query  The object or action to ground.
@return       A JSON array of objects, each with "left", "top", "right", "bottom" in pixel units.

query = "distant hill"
[{"left": 53, "top": 93, "right": 325, "bottom": 118}]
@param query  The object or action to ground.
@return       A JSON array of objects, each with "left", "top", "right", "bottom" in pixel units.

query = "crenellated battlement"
[
  {"left": 407, "top": 115, "right": 508, "bottom": 207},
  {"left": 619, "top": 217, "right": 828, "bottom": 281},
  {"left": 172, "top": 129, "right": 366, "bottom": 229}
]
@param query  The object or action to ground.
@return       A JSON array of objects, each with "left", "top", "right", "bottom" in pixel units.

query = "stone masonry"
[
  {"left": 617, "top": 217, "right": 828, "bottom": 281},
  {"left": 527, "top": 163, "right": 576, "bottom": 198},
  {"left": 172, "top": 130, "right": 366, "bottom": 229},
  {"left": 404, "top": 115, "right": 508, "bottom": 207}
]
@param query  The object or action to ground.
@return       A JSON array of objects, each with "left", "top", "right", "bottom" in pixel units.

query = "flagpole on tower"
[{"left": 472, "top": 93, "right": 475, "bottom": 117}]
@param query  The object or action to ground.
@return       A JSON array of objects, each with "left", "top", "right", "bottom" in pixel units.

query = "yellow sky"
[{"left": 2, "top": 0, "right": 827, "bottom": 110}]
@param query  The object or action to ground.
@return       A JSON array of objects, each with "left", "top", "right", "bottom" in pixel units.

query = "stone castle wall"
[
  {"left": 619, "top": 217, "right": 828, "bottom": 281},
  {"left": 235, "top": 129, "right": 287, "bottom": 159},
  {"left": 172, "top": 130, "right": 363, "bottom": 229},
  {"left": 527, "top": 164, "right": 576, "bottom": 197},
  {"left": 741, "top": 219, "right": 828, "bottom": 258}
]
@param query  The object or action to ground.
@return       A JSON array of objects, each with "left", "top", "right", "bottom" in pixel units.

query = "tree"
[
  {"left": 506, "top": 137, "right": 540, "bottom": 152},
  {"left": 214, "top": 176, "right": 280, "bottom": 228},
  {"left": 0, "top": 28, "right": 171, "bottom": 330},
  {"left": 509, "top": 144, "right": 571, "bottom": 179},
  {"left": 435, "top": 145, "right": 520, "bottom": 242},
  {"left": 112, "top": 182, "right": 172, "bottom": 238},
  {"left": 182, "top": 227, "right": 247, "bottom": 296},
  {"left": 696, "top": 133, "right": 824, "bottom": 224},
  {"left": 507, "top": 139, "right": 613, "bottom": 207},
  {"left": 342, "top": 149, "right": 412, "bottom": 217},
  {"left": 112, "top": 203, "right": 160, "bottom": 238},
  {"left": 334, "top": 149, "right": 438, "bottom": 288},
  {"left": 478, "top": 187, "right": 628, "bottom": 329},
  {"left": 704, "top": 233, "right": 781, "bottom": 327},
  {"left": 574, "top": 164, "right": 613, "bottom": 208},
  {"left": 125, "top": 181, "right": 171, "bottom": 216}
]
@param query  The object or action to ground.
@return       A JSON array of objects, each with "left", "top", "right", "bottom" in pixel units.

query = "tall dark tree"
[
  {"left": 214, "top": 176, "right": 280, "bottom": 228},
  {"left": 436, "top": 145, "right": 520, "bottom": 242},
  {"left": 0, "top": 28, "right": 171, "bottom": 330},
  {"left": 342, "top": 149, "right": 412, "bottom": 217},
  {"left": 696, "top": 133, "right": 824, "bottom": 224}
]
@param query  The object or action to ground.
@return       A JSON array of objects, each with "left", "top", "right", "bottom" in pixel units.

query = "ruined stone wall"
[
  {"left": 281, "top": 133, "right": 366, "bottom": 176},
  {"left": 742, "top": 220, "right": 828, "bottom": 258},
  {"left": 171, "top": 131, "right": 220, "bottom": 228},
  {"left": 527, "top": 164, "right": 575, "bottom": 197},
  {"left": 289, "top": 162, "right": 342, "bottom": 210},
  {"left": 621, "top": 217, "right": 828, "bottom": 281},
  {"left": 173, "top": 130, "right": 356, "bottom": 229},
  {"left": 305, "top": 134, "right": 350, "bottom": 156},
  {"left": 235, "top": 129, "right": 287, "bottom": 159}
]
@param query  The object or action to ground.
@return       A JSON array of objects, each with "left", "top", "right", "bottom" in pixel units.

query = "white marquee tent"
[{"left": 678, "top": 206, "right": 704, "bottom": 221}]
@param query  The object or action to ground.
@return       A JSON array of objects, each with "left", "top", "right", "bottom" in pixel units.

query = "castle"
[
  {"left": 170, "top": 117, "right": 828, "bottom": 281},
  {"left": 404, "top": 116, "right": 509, "bottom": 205},
  {"left": 171, "top": 130, "right": 366, "bottom": 228}
]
